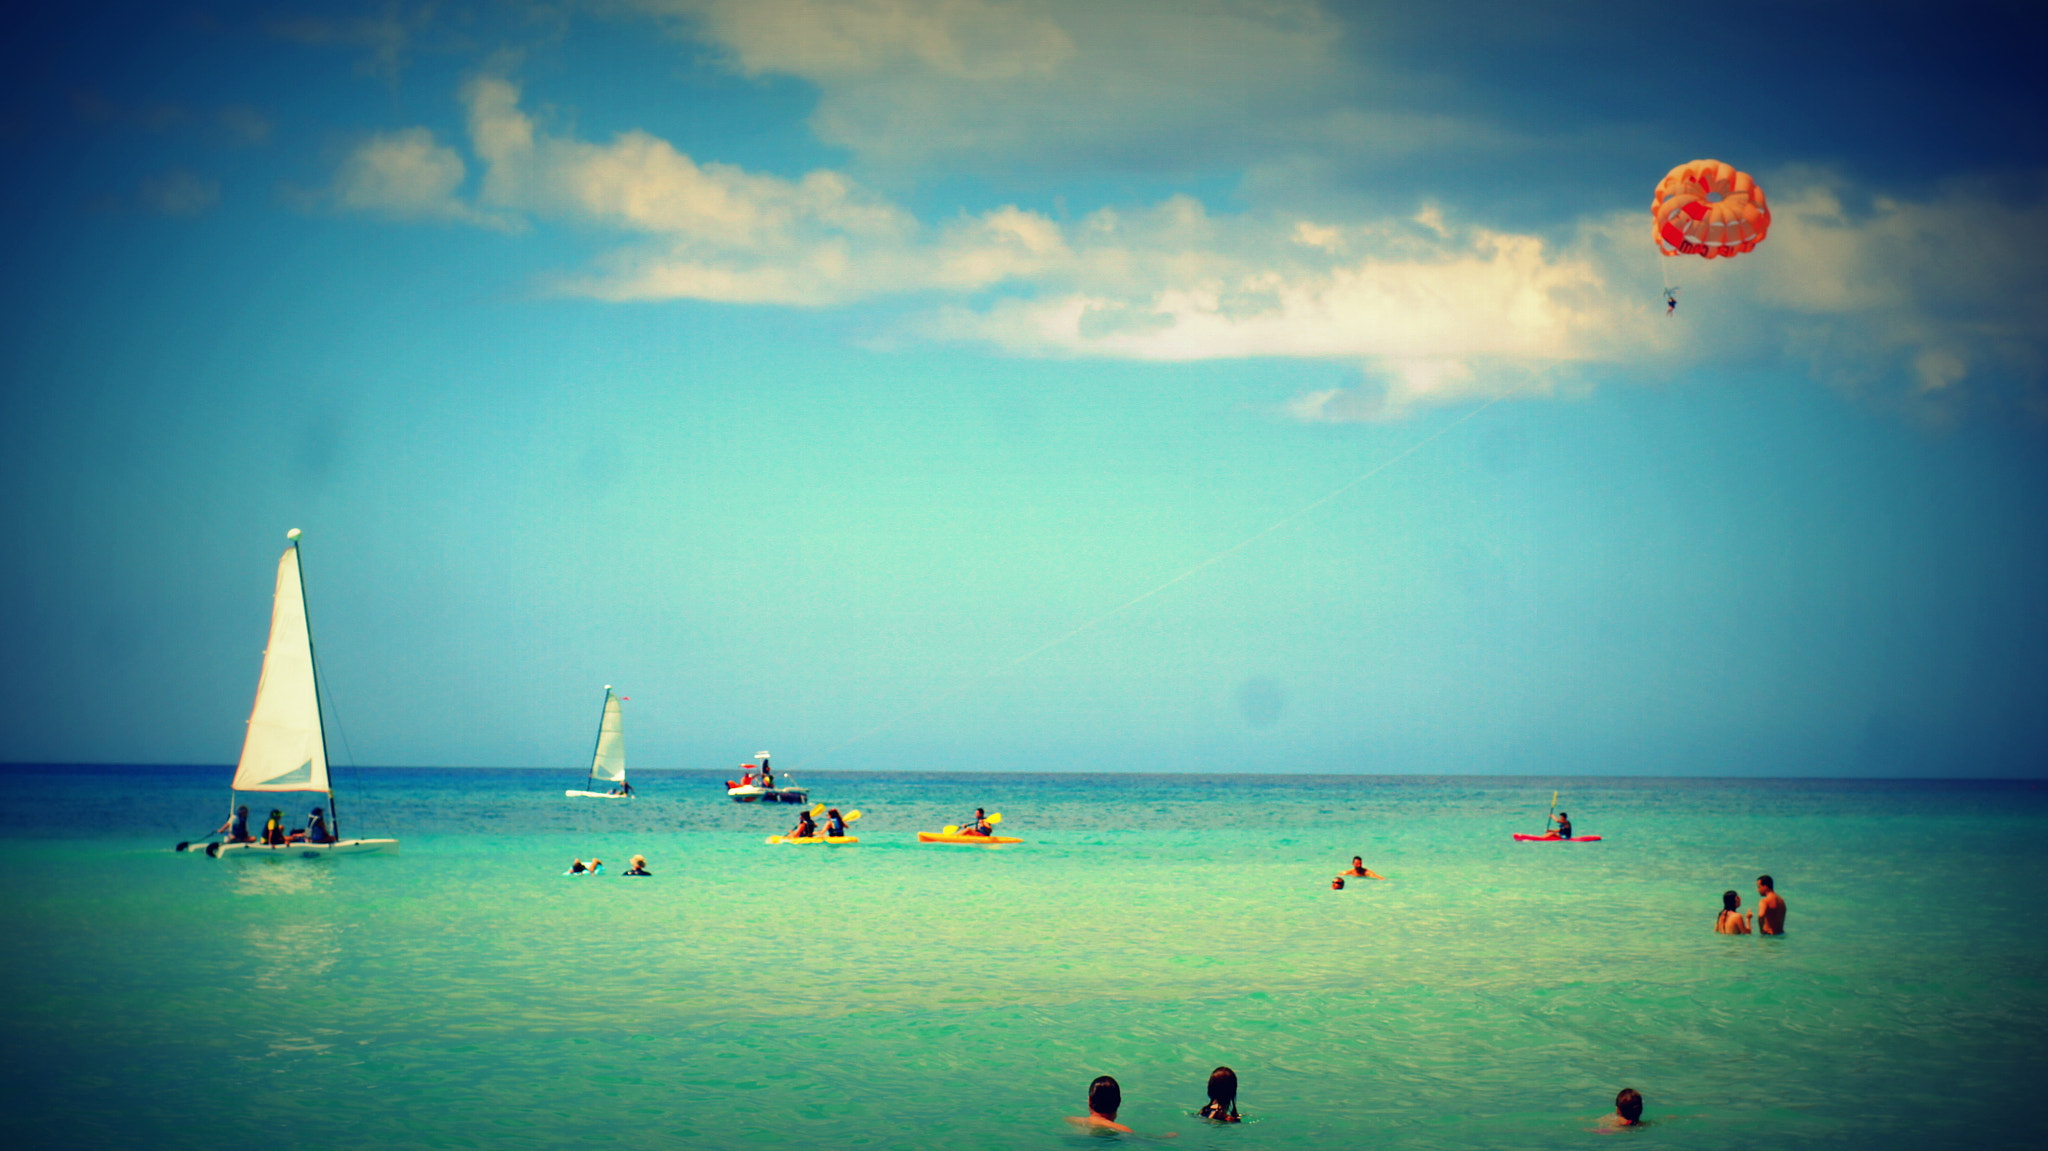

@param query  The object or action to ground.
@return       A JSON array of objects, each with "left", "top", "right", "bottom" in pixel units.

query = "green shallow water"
[{"left": 2, "top": 770, "right": 2045, "bottom": 1149}]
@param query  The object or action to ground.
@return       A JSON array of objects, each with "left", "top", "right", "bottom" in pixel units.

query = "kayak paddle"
[{"left": 1543, "top": 790, "right": 1557, "bottom": 835}]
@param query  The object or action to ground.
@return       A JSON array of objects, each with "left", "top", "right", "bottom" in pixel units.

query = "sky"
[{"left": 2, "top": 0, "right": 2045, "bottom": 777}]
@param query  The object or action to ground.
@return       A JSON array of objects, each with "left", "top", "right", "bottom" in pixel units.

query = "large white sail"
[
  {"left": 230, "top": 542, "right": 329, "bottom": 793},
  {"left": 589, "top": 694, "right": 625, "bottom": 785}
]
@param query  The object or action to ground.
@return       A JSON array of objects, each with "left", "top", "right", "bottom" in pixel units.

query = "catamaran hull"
[
  {"left": 564, "top": 790, "right": 631, "bottom": 799},
  {"left": 206, "top": 839, "right": 399, "bottom": 858}
]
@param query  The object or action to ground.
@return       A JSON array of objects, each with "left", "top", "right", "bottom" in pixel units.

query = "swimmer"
[
  {"left": 1066, "top": 1075, "right": 1133, "bottom": 1133},
  {"left": 567, "top": 859, "right": 589, "bottom": 875},
  {"left": 1756, "top": 875, "right": 1786, "bottom": 935},
  {"left": 1331, "top": 876, "right": 1345, "bottom": 890},
  {"left": 1599, "top": 1087, "right": 1645, "bottom": 1128},
  {"left": 1198, "top": 1066, "right": 1241, "bottom": 1123},
  {"left": 789, "top": 810, "right": 817, "bottom": 840},
  {"left": 1716, "top": 890, "right": 1752, "bottom": 934},
  {"left": 589, "top": 858, "right": 604, "bottom": 874},
  {"left": 623, "top": 855, "right": 651, "bottom": 876},
  {"left": 1338, "top": 856, "right": 1384, "bottom": 880}
]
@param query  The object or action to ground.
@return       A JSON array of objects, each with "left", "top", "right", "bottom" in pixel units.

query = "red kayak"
[{"left": 1513, "top": 833, "right": 1602, "bottom": 841}]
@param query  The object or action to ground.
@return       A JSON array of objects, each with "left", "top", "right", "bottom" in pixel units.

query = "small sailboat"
[
  {"left": 565, "top": 686, "right": 632, "bottom": 798},
  {"left": 193, "top": 530, "right": 397, "bottom": 857}
]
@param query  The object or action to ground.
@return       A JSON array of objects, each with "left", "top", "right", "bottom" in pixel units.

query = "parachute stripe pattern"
[{"left": 1652, "top": 159, "right": 1769, "bottom": 258}]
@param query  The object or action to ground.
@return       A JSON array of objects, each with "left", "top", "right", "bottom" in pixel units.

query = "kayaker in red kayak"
[{"left": 1551, "top": 811, "right": 1573, "bottom": 839}]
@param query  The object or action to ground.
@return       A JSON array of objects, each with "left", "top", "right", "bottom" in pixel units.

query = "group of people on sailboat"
[{"left": 212, "top": 804, "right": 334, "bottom": 846}]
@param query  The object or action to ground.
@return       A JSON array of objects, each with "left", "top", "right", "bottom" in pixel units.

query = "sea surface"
[{"left": 1, "top": 766, "right": 2044, "bottom": 1150}]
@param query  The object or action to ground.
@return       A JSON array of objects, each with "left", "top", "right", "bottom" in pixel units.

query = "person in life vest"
[
  {"left": 825, "top": 809, "right": 848, "bottom": 837},
  {"left": 262, "top": 809, "right": 289, "bottom": 845},
  {"left": 789, "top": 810, "right": 817, "bottom": 840},
  {"left": 213, "top": 805, "right": 254, "bottom": 843},
  {"left": 961, "top": 808, "right": 992, "bottom": 837},
  {"left": 289, "top": 807, "right": 333, "bottom": 844}
]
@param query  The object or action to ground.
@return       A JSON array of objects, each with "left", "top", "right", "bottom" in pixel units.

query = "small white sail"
[
  {"left": 230, "top": 543, "right": 329, "bottom": 793},
  {"left": 590, "top": 695, "right": 625, "bottom": 785}
]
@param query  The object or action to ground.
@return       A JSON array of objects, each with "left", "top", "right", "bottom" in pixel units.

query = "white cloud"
[
  {"left": 327, "top": 74, "right": 2048, "bottom": 421},
  {"left": 331, "top": 127, "right": 515, "bottom": 229},
  {"left": 635, "top": 0, "right": 1393, "bottom": 178},
  {"left": 138, "top": 168, "right": 220, "bottom": 217},
  {"left": 665, "top": 0, "right": 1076, "bottom": 81}
]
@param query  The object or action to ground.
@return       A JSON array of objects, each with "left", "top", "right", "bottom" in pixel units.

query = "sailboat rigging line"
[
  {"left": 584, "top": 687, "right": 614, "bottom": 792},
  {"left": 298, "top": 538, "right": 360, "bottom": 834},
  {"left": 806, "top": 388, "right": 1518, "bottom": 764}
]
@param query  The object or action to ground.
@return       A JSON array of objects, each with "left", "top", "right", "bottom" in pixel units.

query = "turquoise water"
[{"left": 2, "top": 768, "right": 2045, "bottom": 1149}]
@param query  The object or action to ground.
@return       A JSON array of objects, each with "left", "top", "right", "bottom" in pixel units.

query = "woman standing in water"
[{"left": 1716, "top": 890, "right": 1753, "bottom": 934}]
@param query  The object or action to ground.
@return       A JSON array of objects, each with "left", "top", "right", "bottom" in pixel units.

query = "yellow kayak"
[
  {"left": 917, "top": 832, "right": 1022, "bottom": 845},
  {"left": 765, "top": 835, "right": 858, "bottom": 845}
]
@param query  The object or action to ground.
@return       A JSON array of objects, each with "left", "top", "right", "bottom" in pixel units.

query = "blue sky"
[{"left": 2, "top": 1, "right": 2044, "bottom": 776}]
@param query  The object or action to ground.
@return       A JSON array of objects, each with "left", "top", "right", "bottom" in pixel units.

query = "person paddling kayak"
[
  {"left": 1550, "top": 811, "right": 1573, "bottom": 839},
  {"left": 960, "top": 808, "right": 993, "bottom": 837}
]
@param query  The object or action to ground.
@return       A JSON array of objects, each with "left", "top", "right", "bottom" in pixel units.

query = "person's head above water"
[
  {"left": 1088, "top": 1076, "right": 1121, "bottom": 1119},
  {"left": 1207, "top": 1066, "right": 1237, "bottom": 1106},
  {"left": 1352, "top": 856, "right": 1363, "bottom": 866},
  {"left": 1615, "top": 1088, "right": 1643, "bottom": 1123},
  {"left": 1722, "top": 890, "right": 1742, "bottom": 911}
]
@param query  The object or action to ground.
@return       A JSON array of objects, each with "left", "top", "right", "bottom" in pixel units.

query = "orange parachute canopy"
[{"left": 1652, "top": 160, "right": 1769, "bottom": 259}]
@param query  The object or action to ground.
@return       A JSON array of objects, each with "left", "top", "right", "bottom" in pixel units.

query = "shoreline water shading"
[{"left": 2, "top": 767, "right": 2044, "bottom": 1149}]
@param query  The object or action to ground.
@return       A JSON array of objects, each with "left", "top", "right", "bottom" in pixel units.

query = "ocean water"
[{"left": 1, "top": 766, "right": 2044, "bottom": 1150}]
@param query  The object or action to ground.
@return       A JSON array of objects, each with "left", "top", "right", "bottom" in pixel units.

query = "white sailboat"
[
  {"left": 565, "top": 686, "right": 632, "bottom": 798},
  {"left": 196, "top": 530, "right": 397, "bottom": 857}
]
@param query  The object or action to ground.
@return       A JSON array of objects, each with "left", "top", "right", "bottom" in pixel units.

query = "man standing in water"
[{"left": 1756, "top": 875, "right": 1787, "bottom": 934}]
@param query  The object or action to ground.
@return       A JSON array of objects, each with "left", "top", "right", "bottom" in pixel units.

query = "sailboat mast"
[
  {"left": 585, "top": 686, "right": 613, "bottom": 791},
  {"left": 293, "top": 530, "right": 340, "bottom": 839}
]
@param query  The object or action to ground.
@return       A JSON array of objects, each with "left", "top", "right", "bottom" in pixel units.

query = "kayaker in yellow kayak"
[
  {"left": 788, "top": 810, "right": 817, "bottom": 840},
  {"left": 824, "top": 808, "right": 848, "bottom": 837},
  {"left": 960, "top": 808, "right": 993, "bottom": 837}
]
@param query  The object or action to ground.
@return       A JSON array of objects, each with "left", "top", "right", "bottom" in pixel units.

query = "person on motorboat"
[
  {"left": 738, "top": 770, "right": 755, "bottom": 788},
  {"left": 824, "top": 809, "right": 848, "bottom": 837},
  {"left": 213, "top": 805, "right": 254, "bottom": 843},
  {"left": 789, "top": 811, "right": 817, "bottom": 840},
  {"left": 261, "top": 809, "right": 289, "bottom": 846},
  {"left": 961, "top": 808, "right": 993, "bottom": 837},
  {"left": 760, "top": 763, "right": 775, "bottom": 789}
]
